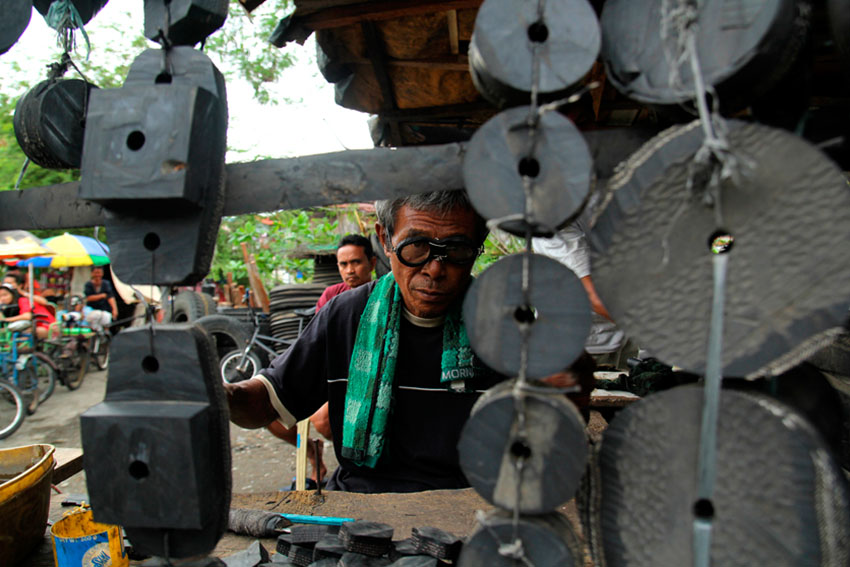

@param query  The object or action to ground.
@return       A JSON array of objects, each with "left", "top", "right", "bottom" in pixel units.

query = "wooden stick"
[
  {"left": 295, "top": 420, "right": 311, "bottom": 491},
  {"left": 447, "top": 10, "right": 459, "bottom": 55}
]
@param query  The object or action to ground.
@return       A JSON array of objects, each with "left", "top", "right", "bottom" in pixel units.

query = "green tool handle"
[{"left": 279, "top": 513, "right": 354, "bottom": 526}]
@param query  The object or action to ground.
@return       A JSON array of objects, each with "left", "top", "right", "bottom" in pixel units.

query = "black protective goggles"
[{"left": 391, "top": 236, "right": 482, "bottom": 267}]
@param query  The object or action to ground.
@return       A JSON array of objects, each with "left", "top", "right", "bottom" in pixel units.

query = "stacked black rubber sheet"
[
  {"left": 312, "top": 254, "right": 343, "bottom": 286},
  {"left": 268, "top": 284, "right": 326, "bottom": 352}
]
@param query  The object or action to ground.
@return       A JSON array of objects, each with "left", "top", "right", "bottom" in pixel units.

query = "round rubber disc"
[
  {"left": 589, "top": 119, "right": 850, "bottom": 377},
  {"left": 588, "top": 386, "right": 850, "bottom": 566},
  {"left": 463, "top": 106, "right": 593, "bottom": 237},
  {"left": 458, "top": 379, "right": 588, "bottom": 513},
  {"left": 463, "top": 253, "right": 591, "bottom": 379}
]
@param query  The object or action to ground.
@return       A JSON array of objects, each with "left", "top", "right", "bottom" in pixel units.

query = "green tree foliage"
[{"left": 212, "top": 205, "right": 374, "bottom": 286}]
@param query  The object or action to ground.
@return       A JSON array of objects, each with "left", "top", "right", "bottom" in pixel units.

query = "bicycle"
[
  {"left": 0, "top": 377, "right": 26, "bottom": 440},
  {"left": 0, "top": 320, "right": 58, "bottom": 414},
  {"left": 90, "top": 325, "right": 111, "bottom": 371},
  {"left": 216, "top": 308, "right": 313, "bottom": 384},
  {"left": 44, "top": 321, "right": 91, "bottom": 391}
]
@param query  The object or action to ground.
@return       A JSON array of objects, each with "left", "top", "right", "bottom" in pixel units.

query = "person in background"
[
  {"left": 532, "top": 220, "right": 637, "bottom": 369},
  {"left": 3, "top": 270, "right": 49, "bottom": 307},
  {"left": 0, "top": 282, "right": 56, "bottom": 339},
  {"left": 315, "top": 234, "right": 378, "bottom": 310},
  {"left": 268, "top": 234, "right": 378, "bottom": 485},
  {"left": 83, "top": 267, "right": 118, "bottom": 331}
]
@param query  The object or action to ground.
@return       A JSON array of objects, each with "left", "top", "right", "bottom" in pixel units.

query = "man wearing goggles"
[{"left": 226, "top": 190, "right": 592, "bottom": 493}]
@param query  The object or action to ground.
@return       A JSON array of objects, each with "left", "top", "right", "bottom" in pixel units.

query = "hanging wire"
[
  {"left": 45, "top": 0, "right": 92, "bottom": 59},
  {"left": 657, "top": 3, "right": 740, "bottom": 566}
]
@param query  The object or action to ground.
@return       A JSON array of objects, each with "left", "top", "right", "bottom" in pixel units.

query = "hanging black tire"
[
  {"left": 165, "top": 290, "right": 209, "bottom": 323},
  {"left": 195, "top": 314, "right": 256, "bottom": 363},
  {"left": 220, "top": 349, "right": 262, "bottom": 384}
]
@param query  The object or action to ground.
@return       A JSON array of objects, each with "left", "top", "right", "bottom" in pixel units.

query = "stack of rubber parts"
[
  {"left": 275, "top": 524, "right": 462, "bottom": 566},
  {"left": 79, "top": 46, "right": 228, "bottom": 285},
  {"left": 14, "top": 79, "right": 97, "bottom": 169},
  {"left": 456, "top": 0, "right": 596, "bottom": 564},
  {"left": 581, "top": 386, "right": 850, "bottom": 566},
  {"left": 268, "top": 284, "right": 325, "bottom": 349},
  {"left": 80, "top": 325, "right": 231, "bottom": 558},
  {"left": 312, "top": 255, "right": 343, "bottom": 286}
]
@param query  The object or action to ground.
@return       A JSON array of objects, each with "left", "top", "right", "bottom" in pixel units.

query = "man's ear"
[
  {"left": 376, "top": 224, "right": 390, "bottom": 253},
  {"left": 370, "top": 256, "right": 378, "bottom": 271}
]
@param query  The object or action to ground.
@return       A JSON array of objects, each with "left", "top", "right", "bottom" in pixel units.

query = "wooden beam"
[
  {"left": 0, "top": 143, "right": 468, "bottom": 230},
  {"left": 0, "top": 131, "right": 658, "bottom": 230},
  {"left": 380, "top": 101, "right": 495, "bottom": 121},
  {"left": 295, "top": 0, "right": 483, "bottom": 31},
  {"left": 337, "top": 55, "right": 469, "bottom": 72}
]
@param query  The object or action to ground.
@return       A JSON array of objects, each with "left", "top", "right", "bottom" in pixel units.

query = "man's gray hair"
[{"left": 375, "top": 190, "right": 488, "bottom": 244}]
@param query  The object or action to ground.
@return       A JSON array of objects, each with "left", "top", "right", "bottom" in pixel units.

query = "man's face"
[
  {"left": 91, "top": 269, "right": 103, "bottom": 283},
  {"left": 377, "top": 204, "right": 479, "bottom": 318},
  {"left": 2, "top": 276, "right": 17, "bottom": 290},
  {"left": 337, "top": 244, "right": 375, "bottom": 289}
]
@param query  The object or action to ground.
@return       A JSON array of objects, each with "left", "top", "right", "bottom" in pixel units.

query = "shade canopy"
[
  {"left": 0, "top": 230, "right": 55, "bottom": 260},
  {"left": 16, "top": 233, "right": 109, "bottom": 268}
]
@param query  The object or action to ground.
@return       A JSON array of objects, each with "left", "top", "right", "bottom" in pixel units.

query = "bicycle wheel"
[
  {"left": 64, "top": 343, "right": 90, "bottom": 391},
  {"left": 220, "top": 349, "right": 262, "bottom": 384},
  {"left": 28, "top": 353, "right": 57, "bottom": 405},
  {"left": 14, "top": 359, "right": 40, "bottom": 416},
  {"left": 92, "top": 333, "right": 110, "bottom": 371},
  {"left": 0, "top": 379, "right": 26, "bottom": 440}
]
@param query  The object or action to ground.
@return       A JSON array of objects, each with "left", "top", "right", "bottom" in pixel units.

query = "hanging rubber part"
[
  {"left": 458, "top": 510, "right": 582, "bottom": 567},
  {"left": 33, "top": 0, "right": 108, "bottom": 26},
  {"left": 463, "top": 253, "right": 591, "bottom": 379},
  {"left": 600, "top": 0, "right": 809, "bottom": 115},
  {"left": 589, "top": 120, "right": 850, "bottom": 378},
  {"left": 586, "top": 386, "right": 850, "bottom": 567},
  {"left": 458, "top": 379, "right": 588, "bottom": 514},
  {"left": 144, "top": 0, "right": 228, "bottom": 47},
  {"left": 13, "top": 78, "right": 97, "bottom": 169},
  {"left": 463, "top": 106, "right": 592, "bottom": 237},
  {"left": 0, "top": 0, "right": 32, "bottom": 56},
  {"left": 79, "top": 49, "right": 227, "bottom": 286},
  {"left": 80, "top": 324, "right": 231, "bottom": 558},
  {"left": 468, "top": 0, "right": 600, "bottom": 108}
]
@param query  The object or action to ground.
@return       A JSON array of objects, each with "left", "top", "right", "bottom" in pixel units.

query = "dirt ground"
[{"left": 0, "top": 367, "right": 339, "bottom": 497}]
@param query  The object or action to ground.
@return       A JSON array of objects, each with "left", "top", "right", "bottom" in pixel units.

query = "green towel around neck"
[{"left": 341, "top": 273, "right": 480, "bottom": 467}]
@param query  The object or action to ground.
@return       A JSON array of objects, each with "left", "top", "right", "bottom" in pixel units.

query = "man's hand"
[
  {"left": 541, "top": 352, "right": 596, "bottom": 414},
  {"left": 225, "top": 378, "right": 279, "bottom": 429}
]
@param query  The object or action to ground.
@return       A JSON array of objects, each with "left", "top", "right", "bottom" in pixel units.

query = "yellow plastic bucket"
[{"left": 51, "top": 507, "right": 128, "bottom": 567}]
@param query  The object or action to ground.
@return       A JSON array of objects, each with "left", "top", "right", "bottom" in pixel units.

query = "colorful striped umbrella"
[{"left": 16, "top": 233, "right": 110, "bottom": 267}]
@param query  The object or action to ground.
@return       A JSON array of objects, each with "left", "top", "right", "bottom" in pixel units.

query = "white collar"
[{"left": 402, "top": 307, "right": 445, "bottom": 328}]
